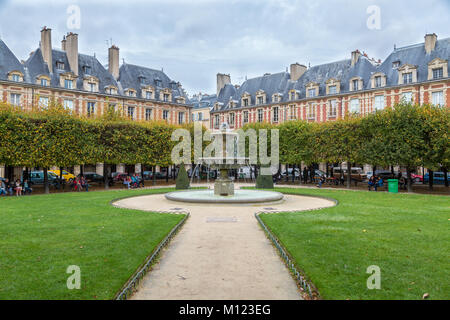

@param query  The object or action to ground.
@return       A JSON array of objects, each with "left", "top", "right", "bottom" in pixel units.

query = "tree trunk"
[
  {"left": 406, "top": 168, "right": 413, "bottom": 193},
  {"left": 346, "top": 161, "right": 351, "bottom": 189},
  {"left": 292, "top": 164, "right": 296, "bottom": 182},
  {"left": 428, "top": 169, "right": 434, "bottom": 191},
  {"left": 152, "top": 165, "right": 156, "bottom": 186},
  {"left": 285, "top": 164, "right": 289, "bottom": 182},
  {"left": 43, "top": 167, "right": 49, "bottom": 194},
  {"left": 443, "top": 167, "right": 449, "bottom": 188},
  {"left": 103, "top": 163, "right": 109, "bottom": 190},
  {"left": 166, "top": 167, "right": 169, "bottom": 183},
  {"left": 80, "top": 165, "right": 84, "bottom": 176}
]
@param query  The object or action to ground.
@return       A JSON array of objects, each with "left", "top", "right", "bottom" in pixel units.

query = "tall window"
[
  {"left": 65, "top": 79, "right": 73, "bottom": 89},
  {"left": 146, "top": 91, "right": 152, "bottom": 99},
  {"left": 229, "top": 113, "right": 235, "bottom": 125},
  {"left": 163, "top": 110, "right": 169, "bottom": 121},
  {"left": 198, "top": 112, "right": 203, "bottom": 121},
  {"left": 243, "top": 111, "right": 249, "bottom": 123},
  {"left": 89, "top": 83, "right": 95, "bottom": 92},
  {"left": 289, "top": 105, "right": 296, "bottom": 120},
  {"left": 374, "top": 95, "right": 385, "bottom": 111},
  {"left": 432, "top": 68, "right": 443, "bottom": 79},
  {"left": 214, "top": 114, "right": 220, "bottom": 128},
  {"left": 145, "top": 108, "right": 152, "bottom": 121},
  {"left": 128, "top": 106, "right": 135, "bottom": 120},
  {"left": 56, "top": 61, "right": 65, "bottom": 70},
  {"left": 63, "top": 99, "right": 73, "bottom": 111},
  {"left": 257, "top": 109, "right": 263, "bottom": 123},
  {"left": 39, "top": 96, "right": 49, "bottom": 107},
  {"left": 178, "top": 112, "right": 184, "bottom": 124},
  {"left": 329, "top": 85, "right": 337, "bottom": 95},
  {"left": 328, "top": 100, "right": 337, "bottom": 118},
  {"left": 375, "top": 76, "right": 382, "bottom": 88},
  {"left": 402, "top": 92, "right": 413, "bottom": 103},
  {"left": 87, "top": 102, "right": 95, "bottom": 117},
  {"left": 350, "top": 98, "right": 360, "bottom": 113},
  {"left": 432, "top": 91, "right": 444, "bottom": 106},
  {"left": 243, "top": 98, "right": 249, "bottom": 106},
  {"left": 403, "top": 72, "right": 413, "bottom": 84},
  {"left": 307, "top": 103, "right": 316, "bottom": 120},
  {"left": 352, "top": 79, "right": 359, "bottom": 91},
  {"left": 308, "top": 88, "right": 316, "bottom": 97},
  {"left": 290, "top": 92, "right": 296, "bottom": 100},
  {"left": 10, "top": 93, "right": 21, "bottom": 106},
  {"left": 163, "top": 94, "right": 170, "bottom": 102},
  {"left": 128, "top": 90, "right": 134, "bottom": 97},
  {"left": 273, "top": 106, "right": 279, "bottom": 123},
  {"left": 40, "top": 78, "right": 48, "bottom": 86}
]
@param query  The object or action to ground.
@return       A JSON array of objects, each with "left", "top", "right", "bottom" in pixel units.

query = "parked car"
[
  {"left": 79, "top": 172, "right": 113, "bottom": 186},
  {"left": 112, "top": 172, "right": 128, "bottom": 182},
  {"left": 411, "top": 173, "right": 423, "bottom": 183},
  {"left": 423, "top": 172, "right": 450, "bottom": 185},
  {"left": 49, "top": 169, "right": 76, "bottom": 183},
  {"left": 373, "top": 170, "right": 396, "bottom": 180},
  {"left": 333, "top": 167, "right": 367, "bottom": 182},
  {"left": 26, "top": 171, "right": 63, "bottom": 187},
  {"left": 144, "top": 171, "right": 165, "bottom": 180}
]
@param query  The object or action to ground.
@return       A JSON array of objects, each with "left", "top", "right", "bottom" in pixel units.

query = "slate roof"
[
  {"left": 119, "top": 63, "right": 188, "bottom": 103},
  {"left": 0, "top": 39, "right": 25, "bottom": 80},
  {"left": 191, "top": 94, "right": 217, "bottom": 110}
]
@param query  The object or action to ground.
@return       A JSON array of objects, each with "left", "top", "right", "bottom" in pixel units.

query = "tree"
[{"left": 176, "top": 163, "right": 190, "bottom": 190}]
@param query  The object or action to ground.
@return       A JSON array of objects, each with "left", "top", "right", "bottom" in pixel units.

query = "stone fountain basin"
[{"left": 165, "top": 190, "right": 284, "bottom": 204}]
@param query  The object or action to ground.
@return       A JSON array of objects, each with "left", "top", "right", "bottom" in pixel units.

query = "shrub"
[
  {"left": 176, "top": 164, "right": 190, "bottom": 190},
  {"left": 256, "top": 174, "right": 274, "bottom": 189}
]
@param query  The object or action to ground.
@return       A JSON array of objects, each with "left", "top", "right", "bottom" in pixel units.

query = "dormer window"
[
  {"left": 8, "top": 71, "right": 23, "bottom": 82},
  {"left": 65, "top": 79, "right": 73, "bottom": 89},
  {"left": 12, "top": 74, "right": 20, "bottom": 82},
  {"left": 138, "top": 76, "right": 146, "bottom": 84},
  {"left": 243, "top": 98, "right": 249, "bottom": 106},
  {"left": 392, "top": 61, "right": 400, "bottom": 69},
  {"left": 433, "top": 67, "right": 443, "bottom": 79},
  {"left": 41, "top": 78, "right": 48, "bottom": 86},
  {"left": 308, "top": 88, "right": 316, "bottom": 97},
  {"left": 257, "top": 96, "right": 264, "bottom": 105},
  {"left": 352, "top": 79, "right": 359, "bottom": 91},
  {"left": 146, "top": 91, "right": 153, "bottom": 99},
  {"left": 83, "top": 66, "right": 91, "bottom": 75},
  {"left": 105, "top": 86, "right": 117, "bottom": 95},
  {"left": 163, "top": 93, "right": 170, "bottom": 102},
  {"left": 56, "top": 61, "right": 65, "bottom": 70},
  {"left": 329, "top": 85, "right": 337, "bottom": 95},
  {"left": 154, "top": 78, "right": 162, "bottom": 87},
  {"left": 375, "top": 76, "right": 382, "bottom": 88},
  {"left": 290, "top": 92, "right": 296, "bottom": 100},
  {"left": 403, "top": 73, "right": 413, "bottom": 84},
  {"left": 89, "top": 83, "right": 95, "bottom": 92},
  {"left": 129, "top": 91, "right": 134, "bottom": 97}
]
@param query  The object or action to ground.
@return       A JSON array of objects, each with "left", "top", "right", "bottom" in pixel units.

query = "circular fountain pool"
[{"left": 165, "top": 190, "right": 284, "bottom": 204}]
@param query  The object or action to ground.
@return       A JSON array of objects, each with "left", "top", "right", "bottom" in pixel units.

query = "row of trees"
[
  {"left": 0, "top": 102, "right": 448, "bottom": 193},
  {"left": 244, "top": 103, "right": 449, "bottom": 192}
]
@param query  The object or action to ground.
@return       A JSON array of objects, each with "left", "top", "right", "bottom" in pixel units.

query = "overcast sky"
[{"left": 0, "top": 0, "right": 449, "bottom": 96}]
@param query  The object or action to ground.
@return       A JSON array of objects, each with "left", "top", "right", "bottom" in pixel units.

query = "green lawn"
[
  {"left": 0, "top": 188, "right": 184, "bottom": 300},
  {"left": 260, "top": 188, "right": 450, "bottom": 300}
]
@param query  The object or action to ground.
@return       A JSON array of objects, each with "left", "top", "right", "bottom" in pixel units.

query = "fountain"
[{"left": 165, "top": 123, "right": 283, "bottom": 204}]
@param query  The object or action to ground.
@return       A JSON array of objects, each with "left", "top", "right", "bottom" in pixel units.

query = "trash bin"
[{"left": 388, "top": 179, "right": 399, "bottom": 193}]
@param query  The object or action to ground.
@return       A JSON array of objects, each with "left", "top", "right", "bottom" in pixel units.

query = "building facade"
[
  {"left": 190, "top": 92, "right": 217, "bottom": 129},
  {"left": 210, "top": 34, "right": 449, "bottom": 130}
]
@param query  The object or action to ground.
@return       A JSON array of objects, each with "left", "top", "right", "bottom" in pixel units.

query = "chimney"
[
  {"left": 61, "top": 35, "right": 66, "bottom": 51},
  {"left": 216, "top": 73, "right": 231, "bottom": 96},
  {"left": 424, "top": 33, "right": 437, "bottom": 54},
  {"left": 108, "top": 45, "right": 120, "bottom": 80},
  {"left": 351, "top": 50, "right": 362, "bottom": 67},
  {"left": 65, "top": 32, "right": 78, "bottom": 75},
  {"left": 290, "top": 63, "right": 307, "bottom": 81},
  {"left": 40, "top": 27, "right": 53, "bottom": 73}
]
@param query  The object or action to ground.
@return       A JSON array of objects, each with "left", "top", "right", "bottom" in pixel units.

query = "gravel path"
[{"left": 113, "top": 192, "right": 335, "bottom": 300}]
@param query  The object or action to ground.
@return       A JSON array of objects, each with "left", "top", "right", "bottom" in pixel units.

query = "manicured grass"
[
  {"left": 260, "top": 188, "right": 450, "bottom": 300},
  {"left": 0, "top": 188, "right": 184, "bottom": 300}
]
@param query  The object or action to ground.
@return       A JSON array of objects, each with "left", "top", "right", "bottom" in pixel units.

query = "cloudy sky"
[{"left": 0, "top": 0, "right": 449, "bottom": 96}]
